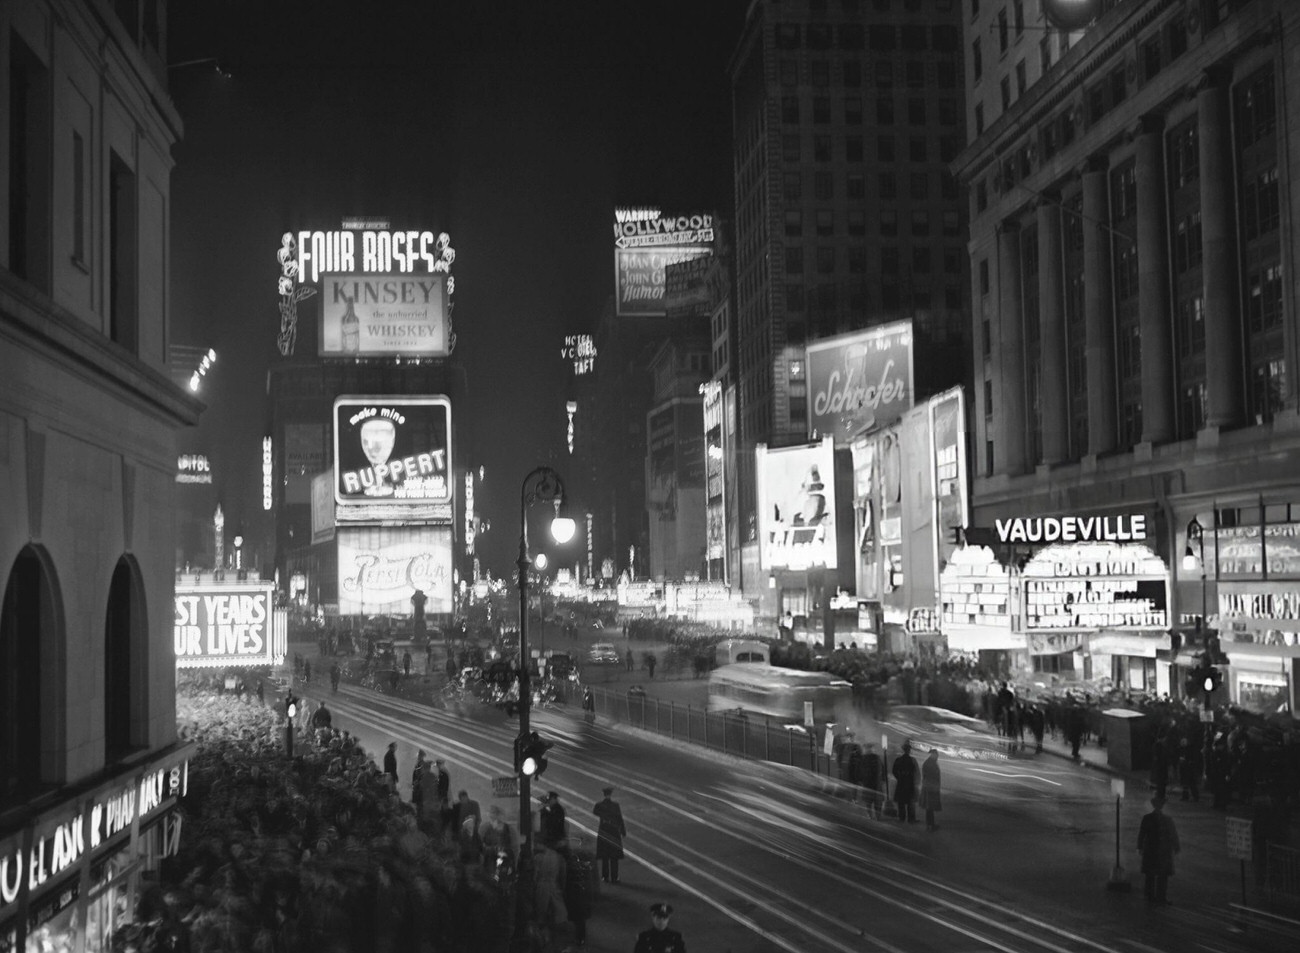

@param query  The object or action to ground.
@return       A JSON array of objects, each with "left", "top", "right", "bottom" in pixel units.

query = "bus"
[
  {"left": 707, "top": 663, "right": 851, "bottom": 722},
  {"left": 714, "top": 639, "right": 769, "bottom": 666}
]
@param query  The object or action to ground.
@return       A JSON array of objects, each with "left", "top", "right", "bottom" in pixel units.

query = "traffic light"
[
  {"left": 1182, "top": 658, "right": 1222, "bottom": 701},
  {"left": 515, "top": 731, "right": 552, "bottom": 778},
  {"left": 1201, "top": 665, "right": 1223, "bottom": 696}
]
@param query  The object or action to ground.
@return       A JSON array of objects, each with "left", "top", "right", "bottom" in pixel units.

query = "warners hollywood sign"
[
  {"left": 996, "top": 514, "right": 1148, "bottom": 544},
  {"left": 613, "top": 209, "right": 714, "bottom": 248}
]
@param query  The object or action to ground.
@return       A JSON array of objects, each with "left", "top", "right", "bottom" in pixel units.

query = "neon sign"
[{"left": 262, "top": 436, "right": 273, "bottom": 510}]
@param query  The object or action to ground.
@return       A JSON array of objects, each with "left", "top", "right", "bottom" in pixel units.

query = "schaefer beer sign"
[
  {"left": 174, "top": 583, "right": 275, "bottom": 668},
  {"left": 333, "top": 396, "right": 451, "bottom": 507},
  {"left": 806, "top": 322, "right": 914, "bottom": 445}
]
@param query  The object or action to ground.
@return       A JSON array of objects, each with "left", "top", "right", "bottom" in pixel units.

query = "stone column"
[
  {"left": 1135, "top": 118, "right": 1175, "bottom": 443},
  {"left": 1036, "top": 200, "right": 1068, "bottom": 463},
  {"left": 998, "top": 222, "right": 1027, "bottom": 475},
  {"left": 1082, "top": 161, "right": 1117, "bottom": 454},
  {"left": 1198, "top": 73, "right": 1246, "bottom": 429}
]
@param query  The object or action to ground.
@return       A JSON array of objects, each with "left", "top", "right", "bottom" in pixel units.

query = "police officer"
[{"left": 633, "top": 902, "right": 686, "bottom": 953}]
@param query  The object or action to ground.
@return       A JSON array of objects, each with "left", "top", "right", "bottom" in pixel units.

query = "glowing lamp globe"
[{"left": 551, "top": 515, "right": 576, "bottom": 544}]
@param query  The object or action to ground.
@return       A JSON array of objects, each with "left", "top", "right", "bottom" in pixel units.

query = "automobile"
[
  {"left": 588, "top": 642, "right": 621, "bottom": 664},
  {"left": 876, "top": 705, "right": 1012, "bottom": 762}
]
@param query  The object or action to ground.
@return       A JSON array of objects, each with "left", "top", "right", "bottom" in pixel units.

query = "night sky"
[{"left": 167, "top": 0, "right": 750, "bottom": 574}]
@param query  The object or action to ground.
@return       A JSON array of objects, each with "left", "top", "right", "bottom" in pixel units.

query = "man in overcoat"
[
  {"left": 1137, "top": 795, "right": 1180, "bottom": 904},
  {"left": 891, "top": 740, "right": 920, "bottom": 823},
  {"left": 594, "top": 786, "right": 628, "bottom": 883}
]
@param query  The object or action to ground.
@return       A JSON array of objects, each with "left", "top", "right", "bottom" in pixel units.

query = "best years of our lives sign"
[{"left": 174, "top": 582, "right": 275, "bottom": 667}]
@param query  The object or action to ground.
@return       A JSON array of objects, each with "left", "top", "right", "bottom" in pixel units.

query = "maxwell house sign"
[
  {"left": 806, "top": 321, "right": 914, "bottom": 445},
  {"left": 174, "top": 583, "right": 275, "bottom": 667}
]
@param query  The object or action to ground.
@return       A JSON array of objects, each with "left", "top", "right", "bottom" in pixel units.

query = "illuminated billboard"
[
  {"left": 561, "top": 333, "right": 597, "bottom": 375},
  {"left": 805, "top": 321, "right": 914, "bottom": 445},
  {"left": 337, "top": 525, "right": 454, "bottom": 616},
  {"left": 756, "top": 436, "right": 838, "bottom": 571},
  {"left": 319, "top": 274, "right": 449, "bottom": 357},
  {"left": 333, "top": 396, "right": 451, "bottom": 507},
  {"left": 613, "top": 208, "right": 715, "bottom": 317},
  {"left": 176, "top": 454, "right": 211, "bottom": 484},
  {"left": 174, "top": 582, "right": 278, "bottom": 668}
]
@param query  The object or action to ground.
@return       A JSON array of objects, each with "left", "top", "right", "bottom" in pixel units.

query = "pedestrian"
[
  {"left": 891, "top": 740, "right": 920, "bottom": 823},
  {"left": 564, "top": 837, "right": 593, "bottom": 948},
  {"left": 310, "top": 701, "right": 332, "bottom": 731},
  {"left": 1177, "top": 737, "right": 1202, "bottom": 802},
  {"left": 582, "top": 687, "right": 596, "bottom": 724},
  {"left": 920, "top": 749, "right": 942, "bottom": 831},
  {"left": 383, "top": 742, "right": 399, "bottom": 793},
  {"left": 540, "top": 790, "right": 568, "bottom": 847},
  {"left": 435, "top": 758, "right": 452, "bottom": 829},
  {"left": 412, "top": 750, "right": 428, "bottom": 818},
  {"left": 626, "top": 648, "right": 634, "bottom": 672},
  {"left": 1004, "top": 703, "right": 1020, "bottom": 752},
  {"left": 532, "top": 840, "right": 568, "bottom": 947},
  {"left": 634, "top": 902, "right": 686, "bottom": 953},
  {"left": 402, "top": 650, "right": 412, "bottom": 678},
  {"left": 1029, "top": 704, "right": 1045, "bottom": 753},
  {"left": 593, "top": 786, "right": 627, "bottom": 884},
  {"left": 859, "top": 742, "right": 884, "bottom": 819},
  {"left": 389, "top": 669, "right": 400, "bottom": 693},
  {"left": 1137, "top": 795, "right": 1179, "bottom": 905},
  {"left": 1066, "top": 704, "right": 1085, "bottom": 760},
  {"left": 256, "top": 678, "right": 264, "bottom": 706},
  {"left": 303, "top": 660, "right": 311, "bottom": 684},
  {"left": 480, "top": 804, "right": 516, "bottom": 878},
  {"left": 1151, "top": 729, "right": 1170, "bottom": 801},
  {"left": 646, "top": 653, "right": 657, "bottom": 679},
  {"left": 452, "top": 790, "right": 482, "bottom": 860}
]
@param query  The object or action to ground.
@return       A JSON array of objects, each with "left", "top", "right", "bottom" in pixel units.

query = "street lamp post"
[{"left": 512, "top": 467, "right": 574, "bottom": 951}]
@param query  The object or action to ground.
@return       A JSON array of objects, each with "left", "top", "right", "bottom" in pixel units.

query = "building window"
[
  {"left": 787, "top": 283, "right": 805, "bottom": 310},
  {"left": 878, "top": 136, "right": 895, "bottom": 162},
  {"left": 840, "top": 23, "right": 866, "bottom": 50},
  {"left": 938, "top": 60, "right": 957, "bottom": 89},
  {"left": 783, "top": 134, "right": 801, "bottom": 161},
  {"left": 109, "top": 152, "right": 139, "bottom": 353},
  {"left": 1246, "top": 263, "right": 1284, "bottom": 332},
  {"left": 984, "top": 379, "right": 994, "bottom": 416},
  {"left": 812, "top": 61, "right": 830, "bottom": 87},
  {"left": 845, "top": 96, "right": 863, "bottom": 124},
  {"left": 846, "top": 136, "right": 864, "bottom": 162},
  {"left": 911, "top": 209, "right": 930, "bottom": 236},
  {"left": 1176, "top": 295, "right": 1205, "bottom": 357},
  {"left": 785, "top": 209, "right": 803, "bottom": 237},
  {"left": 940, "top": 136, "right": 960, "bottom": 162},
  {"left": 982, "top": 317, "right": 991, "bottom": 357},
  {"left": 848, "top": 246, "right": 867, "bottom": 273},
  {"left": 813, "top": 96, "right": 831, "bottom": 123},
  {"left": 972, "top": 39, "right": 983, "bottom": 81},
  {"left": 1143, "top": 35, "right": 1161, "bottom": 82},
  {"left": 908, "top": 99, "right": 926, "bottom": 125},
  {"left": 1252, "top": 359, "right": 1286, "bottom": 423},
  {"left": 1167, "top": 120, "right": 1198, "bottom": 188},
  {"left": 72, "top": 131, "right": 87, "bottom": 265},
  {"left": 1000, "top": 76, "right": 1012, "bottom": 111},
  {"left": 939, "top": 99, "right": 958, "bottom": 125},
  {"left": 847, "top": 173, "right": 865, "bottom": 199},
  {"left": 1242, "top": 167, "right": 1280, "bottom": 240},
  {"left": 848, "top": 209, "right": 866, "bottom": 236},
  {"left": 782, "top": 96, "right": 800, "bottom": 123},
  {"left": 1015, "top": 60, "right": 1027, "bottom": 96},
  {"left": 912, "top": 247, "right": 932, "bottom": 273},
  {"left": 815, "top": 171, "right": 834, "bottom": 200},
  {"left": 816, "top": 210, "right": 834, "bottom": 237},
  {"left": 784, "top": 172, "right": 802, "bottom": 201},
  {"left": 844, "top": 61, "right": 862, "bottom": 87},
  {"left": 814, "top": 135, "right": 832, "bottom": 161},
  {"left": 910, "top": 137, "right": 927, "bottom": 162},
  {"left": 944, "top": 247, "right": 961, "bottom": 273},
  {"left": 1173, "top": 212, "right": 1202, "bottom": 273},
  {"left": 880, "top": 209, "right": 898, "bottom": 236},
  {"left": 870, "top": 24, "right": 897, "bottom": 50},
  {"left": 785, "top": 247, "right": 804, "bottom": 274},
  {"left": 1014, "top": 0, "right": 1025, "bottom": 35},
  {"left": 1041, "top": 36, "right": 1053, "bottom": 73},
  {"left": 997, "top": 9, "right": 1008, "bottom": 53},
  {"left": 942, "top": 211, "right": 960, "bottom": 237},
  {"left": 910, "top": 174, "right": 929, "bottom": 202},
  {"left": 817, "top": 247, "right": 835, "bottom": 274},
  {"left": 877, "top": 96, "right": 895, "bottom": 125},
  {"left": 974, "top": 102, "right": 985, "bottom": 135},
  {"left": 975, "top": 179, "right": 988, "bottom": 212},
  {"left": 1, "top": 547, "right": 52, "bottom": 803},
  {"left": 808, "top": 25, "right": 833, "bottom": 50},
  {"left": 876, "top": 61, "right": 894, "bottom": 89},
  {"left": 879, "top": 172, "right": 896, "bottom": 199},
  {"left": 781, "top": 60, "right": 798, "bottom": 86},
  {"left": 906, "top": 61, "right": 925, "bottom": 88},
  {"left": 776, "top": 23, "right": 801, "bottom": 49},
  {"left": 882, "top": 247, "right": 899, "bottom": 275},
  {"left": 104, "top": 557, "right": 144, "bottom": 763},
  {"left": 941, "top": 172, "right": 959, "bottom": 200},
  {"left": 979, "top": 258, "right": 990, "bottom": 295}
]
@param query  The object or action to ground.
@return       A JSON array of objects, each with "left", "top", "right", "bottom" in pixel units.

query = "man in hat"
[
  {"left": 859, "top": 742, "right": 884, "bottom": 819},
  {"left": 383, "top": 742, "right": 399, "bottom": 793},
  {"left": 891, "top": 740, "right": 920, "bottom": 823},
  {"left": 634, "top": 902, "right": 686, "bottom": 953},
  {"left": 1137, "top": 795, "right": 1180, "bottom": 905},
  {"left": 539, "top": 790, "right": 567, "bottom": 847},
  {"left": 593, "top": 786, "right": 627, "bottom": 883},
  {"left": 434, "top": 758, "right": 452, "bottom": 829},
  {"left": 411, "top": 750, "right": 429, "bottom": 818}
]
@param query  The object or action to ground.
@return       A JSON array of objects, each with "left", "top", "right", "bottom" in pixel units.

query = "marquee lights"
[
  {"left": 566, "top": 401, "right": 577, "bottom": 455},
  {"left": 262, "top": 437, "right": 273, "bottom": 510},
  {"left": 465, "top": 470, "right": 475, "bottom": 556}
]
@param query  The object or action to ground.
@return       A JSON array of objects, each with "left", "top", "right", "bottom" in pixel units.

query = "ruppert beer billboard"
[
  {"left": 613, "top": 208, "right": 715, "bottom": 317},
  {"left": 333, "top": 396, "right": 451, "bottom": 507},
  {"left": 806, "top": 321, "right": 914, "bottom": 445},
  {"left": 174, "top": 582, "right": 276, "bottom": 668}
]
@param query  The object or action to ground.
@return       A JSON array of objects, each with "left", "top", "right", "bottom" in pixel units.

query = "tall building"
[
  {"left": 1, "top": 1, "right": 200, "bottom": 948},
  {"left": 728, "top": 0, "right": 971, "bottom": 612},
  {"left": 954, "top": 0, "right": 1300, "bottom": 707}
]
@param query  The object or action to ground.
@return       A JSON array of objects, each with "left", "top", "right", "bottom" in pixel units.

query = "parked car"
[
  {"left": 588, "top": 642, "right": 620, "bottom": 665},
  {"left": 877, "top": 705, "right": 1011, "bottom": 761}
]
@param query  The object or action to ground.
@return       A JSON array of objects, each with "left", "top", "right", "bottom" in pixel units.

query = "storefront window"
[{"left": 1237, "top": 676, "right": 1288, "bottom": 714}]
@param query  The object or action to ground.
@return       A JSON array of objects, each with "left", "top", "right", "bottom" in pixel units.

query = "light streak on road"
[{"left": 968, "top": 766, "right": 1064, "bottom": 786}]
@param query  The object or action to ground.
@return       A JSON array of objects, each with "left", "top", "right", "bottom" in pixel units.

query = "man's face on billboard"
[{"left": 360, "top": 418, "right": 396, "bottom": 467}]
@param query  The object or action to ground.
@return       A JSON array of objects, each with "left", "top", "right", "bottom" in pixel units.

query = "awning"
[
  {"left": 944, "top": 625, "right": 1024, "bottom": 652},
  {"left": 1088, "top": 630, "right": 1170, "bottom": 659}
]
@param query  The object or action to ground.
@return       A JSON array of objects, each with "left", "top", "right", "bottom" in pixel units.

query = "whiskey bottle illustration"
[{"left": 341, "top": 294, "right": 360, "bottom": 354}]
